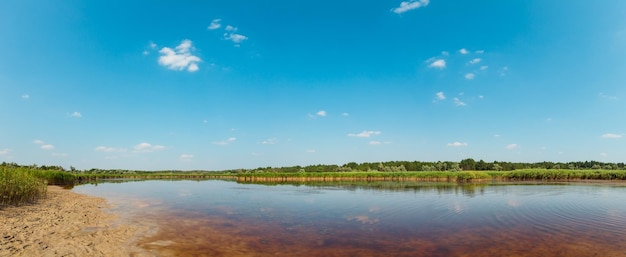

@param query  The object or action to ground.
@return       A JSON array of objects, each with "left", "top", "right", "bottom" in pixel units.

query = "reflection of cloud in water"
[
  {"left": 508, "top": 199, "right": 521, "bottom": 208},
  {"left": 449, "top": 202, "right": 466, "bottom": 214},
  {"left": 346, "top": 215, "right": 380, "bottom": 224},
  {"left": 215, "top": 205, "right": 235, "bottom": 215},
  {"left": 131, "top": 199, "right": 164, "bottom": 208},
  {"left": 368, "top": 207, "right": 380, "bottom": 213},
  {"left": 178, "top": 189, "right": 192, "bottom": 197}
]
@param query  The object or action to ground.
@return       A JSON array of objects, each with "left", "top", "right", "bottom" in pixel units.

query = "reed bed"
[{"left": 0, "top": 166, "right": 48, "bottom": 207}]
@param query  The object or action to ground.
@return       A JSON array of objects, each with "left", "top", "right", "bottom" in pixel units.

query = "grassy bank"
[
  {"left": 1, "top": 167, "right": 48, "bottom": 207},
  {"left": 237, "top": 169, "right": 626, "bottom": 183}
]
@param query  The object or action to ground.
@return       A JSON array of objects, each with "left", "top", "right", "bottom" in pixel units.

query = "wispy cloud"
[
  {"left": 480, "top": 65, "right": 488, "bottom": 70},
  {"left": 95, "top": 146, "right": 127, "bottom": 153},
  {"left": 459, "top": 48, "right": 469, "bottom": 54},
  {"left": 500, "top": 66, "right": 509, "bottom": 76},
  {"left": 441, "top": 51, "right": 449, "bottom": 56},
  {"left": 342, "top": 112, "right": 350, "bottom": 117},
  {"left": 306, "top": 149, "right": 316, "bottom": 153},
  {"left": 158, "top": 39, "right": 201, "bottom": 72},
  {"left": 601, "top": 133, "right": 622, "bottom": 139},
  {"left": 21, "top": 94, "right": 29, "bottom": 99},
  {"left": 447, "top": 142, "right": 468, "bottom": 147},
  {"left": 133, "top": 142, "right": 165, "bottom": 152},
  {"left": 261, "top": 138, "right": 277, "bottom": 145},
  {"left": 453, "top": 97, "right": 466, "bottom": 106},
  {"left": 428, "top": 59, "right": 446, "bottom": 69},
  {"left": 180, "top": 154, "right": 194, "bottom": 161},
  {"left": 369, "top": 141, "right": 391, "bottom": 145},
  {"left": 71, "top": 111, "right": 81, "bottom": 118},
  {"left": 391, "top": 0, "right": 430, "bottom": 14},
  {"left": 41, "top": 144, "right": 55, "bottom": 150},
  {"left": 316, "top": 110, "right": 327, "bottom": 117},
  {"left": 208, "top": 19, "right": 222, "bottom": 30},
  {"left": 0, "top": 148, "right": 9, "bottom": 155},
  {"left": 464, "top": 73, "right": 475, "bottom": 80},
  {"left": 475, "top": 50, "right": 485, "bottom": 54},
  {"left": 33, "top": 140, "right": 54, "bottom": 150},
  {"left": 505, "top": 144, "right": 518, "bottom": 150},
  {"left": 213, "top": 137, "right": 237, "bottom": 145},
  {"left": 435, "top": 92, "right": 446, "bottom": 100},
  {"left": 348, "top": 131, "right": 381, "bottom": 138},
  {"left": 469, "top": 58, "right": 481, "bottom": 65},
  {"left": 599, "top": 93, "right": 618, "bottom": 100}
]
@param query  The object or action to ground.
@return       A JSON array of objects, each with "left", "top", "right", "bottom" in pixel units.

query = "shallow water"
[{"left": 74, "top": 180, "right": 626, "bottom": 257}]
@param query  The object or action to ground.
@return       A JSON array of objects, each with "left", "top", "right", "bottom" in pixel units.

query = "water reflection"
[{"left": 74, "top": 180, "right": 626, "bottom": 257}]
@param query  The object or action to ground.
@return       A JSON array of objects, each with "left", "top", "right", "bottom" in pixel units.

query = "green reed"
[{"left": 0, "top": 166, "right": 48, "bottom": 207}]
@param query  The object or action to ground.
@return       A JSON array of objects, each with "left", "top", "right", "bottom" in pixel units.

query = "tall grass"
[{"left": 0, "top": 166, "right": 48, "bottom": 207}]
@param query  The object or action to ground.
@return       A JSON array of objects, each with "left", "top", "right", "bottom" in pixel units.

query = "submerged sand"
[{"left": 0, "top": 186, "right": 151, "bottom": 257}]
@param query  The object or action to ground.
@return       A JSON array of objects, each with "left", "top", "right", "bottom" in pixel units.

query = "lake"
[{"left": 73, "top": 180, "right": 626, "bottom": 256}]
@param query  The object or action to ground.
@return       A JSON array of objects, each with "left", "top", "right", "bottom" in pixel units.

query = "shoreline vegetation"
[{"left": 3, "top": 159, "right": 626, "bottom": 207}]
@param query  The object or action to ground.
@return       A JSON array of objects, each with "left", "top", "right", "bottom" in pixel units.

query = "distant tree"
[{"left": 460, "top": 158, "right": 476, "bottom": 170}]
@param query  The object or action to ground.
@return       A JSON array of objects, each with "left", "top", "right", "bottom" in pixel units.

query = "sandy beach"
[{"left": 0, "top": 186, "right": 149, "bottom": 257}]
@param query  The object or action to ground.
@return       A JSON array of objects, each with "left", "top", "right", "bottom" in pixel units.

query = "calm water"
[{"left": 73, "top": 180, "right": 626, "bottom": 257}]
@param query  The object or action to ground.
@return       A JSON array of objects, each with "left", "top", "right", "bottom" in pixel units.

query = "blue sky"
[{"left": 1, "top": 0, "right": 625, "bottom": 170}]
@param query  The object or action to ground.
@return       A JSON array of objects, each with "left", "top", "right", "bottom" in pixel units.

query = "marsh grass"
[{"left": 0, "top": 167, "right": 48, "bottom": 207}]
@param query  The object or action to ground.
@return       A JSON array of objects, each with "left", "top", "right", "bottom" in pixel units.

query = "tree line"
[{"left": 2, "top": 159, "right": 625, "bottom": 174}]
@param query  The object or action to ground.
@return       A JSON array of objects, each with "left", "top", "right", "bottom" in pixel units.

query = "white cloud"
[
  {"left": 464, "top": 73, "right": 475, "bottom": 80},
  {"left": 149, "top": 42, "right": 157, "bottom": 49},
  {"left": 601, "top": 133, "right": 622, "bottom": 139},
  {"left": 224, "top": 33, "right": 248, "bottom": 45},
  {"left": 342, "top": 113, "right": 350, "bottom": 117},
  {"left": 71, "top": 111, "right": 81, "bottom": 118},
  {"left": 435, "top": 92, "right": 446, "bottom": 100},
  {"left": 469, "top": 58, "right": 481, "bottom": 65},
  {"left": 180, "top": 154, "right": 194, "bottom": 161},
  {"left": 306, "top": 149, "right": 316, "bottom": 153},
  {"left": 475, "top": 50, "right": 485, "bottom": 54},
  {"left": 33, "top": 140, "right": 44, "bottom": 145},
  {"left": 95, "top": 146, "right": 127, "bottom": 153},
  {"left": 208, "top": 19, "right": 222, "bottom": 30},
  {"left": 133, "top": 142, "right": 165, "bottom": 152},
  {"left": 0, "top": 148, "right": 9, "bottom": 155},
  {"left": 225, "top": 25, "right": 237, "bottom": 32},
  {"left": 213, "top": 137, "right": 237, "bottom": 145},
  {"left": 369, "top": 141, "right": 391, "bottom": 145},
  {"left": 22, "top": 94, "right": 29, "bottom": 99},
  {"left": 480, "top": 65, "right": 488, "bottom": 70},
  {"left": 261, "top": 138, "right": 276, "bottom": 145},
  {"left": 41, "top": 144, "right": 55, "bottom": 150},
  {"left": 600, "top": 152, "right": 607, "bottom": 157},
  {"left": 505, "top": 144, "right": 518, "bottom": 150},
  {"left": 316, "top": 110, "right": 327, "bottom": 117},
  {"left": 494, "top": 134, "right": 501, "bottom": 138},
  {"left": 142, "top": 50, "right": 150, "bottom": 55},
  {"left": 348, "top": 131, "right": 381, "bottom": 138},
  {"left": 392, "top": 0, "right": 430, "bottom": 14},
  {"left": 429, "top": 59, "right": 446, "bottom": 69},
  {"left": 441, "top": 51, "right": 449, "bottom": 56},
  {"left": 158, "top": 39, "right": 201, "bottom": 72},
  {"left": 447, "top": 142, "right": 468, "bottom": 147},
  {"left": 478, "top": 95, "right": 484, "bottom": 99},
  {"left": 453, "top": 97, "right": 466, "bottom": 106},
  {"left": 459, "top": 48, "right": 469, "bottom": 54}
]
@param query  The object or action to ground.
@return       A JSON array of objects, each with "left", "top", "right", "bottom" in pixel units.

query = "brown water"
[{"left": 74, "top": 180, "right": 626, "bottom": 257}]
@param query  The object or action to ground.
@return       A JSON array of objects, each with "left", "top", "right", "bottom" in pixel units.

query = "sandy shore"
[{"left": 0, "top": 186, "right": 150, "bottom": 257}]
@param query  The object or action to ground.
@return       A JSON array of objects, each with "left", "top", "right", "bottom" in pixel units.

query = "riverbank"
[{"left": 0, "top": 186, "right": 149, "bottom": 257}]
